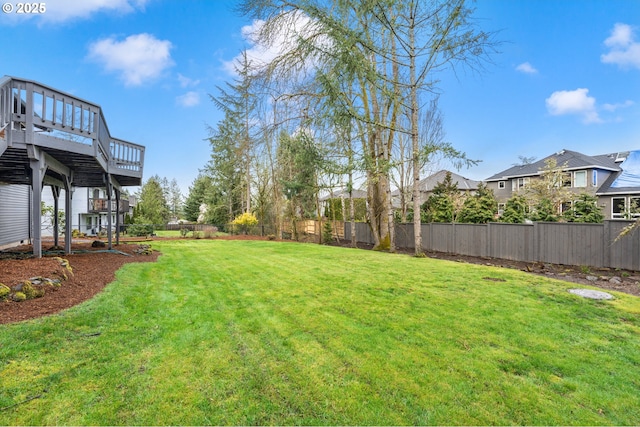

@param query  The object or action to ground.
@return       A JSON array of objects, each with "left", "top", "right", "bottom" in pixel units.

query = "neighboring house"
[
  {"left": 40, "top": 187, "right": 137, "bottom": 237},
  {"left": 319, "top": 188, "right": 368, "bottom": 220},
  {"left": 485, "top": 149, "right": 640, "bottom": 220},
  {"left": 392, "top": 169, "right": 481, "bottom": 210}
]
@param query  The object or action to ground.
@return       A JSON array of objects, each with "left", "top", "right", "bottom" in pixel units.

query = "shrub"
[
  {"left": 0, "top": 283, "right": 10, "bottom": 300},
  {"left": 12, "top": 292, "right": 26, "bottom": 302},
  {"left": 231, "top": 213, "right": 258, "bottom": 235},
  {"left": 128, "top": 223, "right": 154, "bottom": 237},
  {"left": 180, "top": 227, "right": 191, "bottom": 237}
]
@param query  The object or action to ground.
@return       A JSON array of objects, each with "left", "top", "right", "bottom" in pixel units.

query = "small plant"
[
  {"left": 267, "top": 234, "right": 276, "bottom": 241},
  {"left": 322, "top": 221, "right": 333, "bottom": 244},
  {"left": 12, "top": 292, "right": 26, "bottom": 302},
  {"left": 580, "top": 265, "right": 591, "bottom": 274},
  {"left": 0, "top": 283, "right": 10, "bottom": 300},
  {"left": 180, "top": 227, "right": 191, "bottom": 238}
]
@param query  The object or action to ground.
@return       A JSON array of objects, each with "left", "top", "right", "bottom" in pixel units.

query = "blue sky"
[{"left": 1, "top": 0, "right": 639, "bottom": 195}]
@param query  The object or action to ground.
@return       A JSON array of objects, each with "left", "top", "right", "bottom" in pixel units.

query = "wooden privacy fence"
[
  {"left": 282, "top": 220, "right": 345, "bottom": 238},
  {"left": 345, "top": 221, "right": 640, "bottom": 271}
]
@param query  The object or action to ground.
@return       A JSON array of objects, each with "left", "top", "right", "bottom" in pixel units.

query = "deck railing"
[{"left": 0, "top": 76, "right": 144, "bottom": 178}]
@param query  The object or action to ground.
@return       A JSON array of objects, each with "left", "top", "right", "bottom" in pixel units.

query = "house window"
[
  {"left": 630, "top": 197, "right": 640, "bottom": 218},
  {"left": 498, "top": 181, "right": 505, "bottom": 189},
  {"left": 573, "top": 170, "right": 587, "bottom": 188},
  {"left": 497, "top": 203, "right": 505, "bottom": 216},
  {"left": 561, "top": 201, "right": 572, "bottom": 214},
  {"left": 512, "top": 177, "right": 529, "bottom": 191},
  {"left": 562, "top": 172, "right": 572, "bottom": 187},
  {"left": 592, "top": 170, "right": 598, "bottom": 187},
  {"left": 612, "top": 197, "right": 626, "bottom": 219}
]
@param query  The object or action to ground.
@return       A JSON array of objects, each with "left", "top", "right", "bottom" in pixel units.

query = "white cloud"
[
  {"left": 601, "top": 23, "right": 640, "bottom": 70},
  {"left": 222, "top": 12, "right": 330, "bottom": 76},
  {"left": 515, "top": 62, "right": 538, "bottom": 74},
  {"left": 602, "top": 100, "right": 635, "bottom": 112},
  {"left": 176, "top": 91, "right": 200, "bottom": 107},
  {"left": 545, "top": 88, "right": 602, "bottom": 124},
  {"left": 178, "top": 74, "right": 200, "bottom": 88},
  {"left": 87, "top": 33, "right": 174, "bottom": 86}
]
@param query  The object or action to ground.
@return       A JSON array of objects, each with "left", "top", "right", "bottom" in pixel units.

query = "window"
[
  {"left": 612, "top": 197, "right": 626, "bottom": 219},
  {"left": 498, "top": 181, "right": 505, "bottom": 189},
  {"left": 497, "top": 203, "right": 505, "bottom": 216},
  {"left": 612, "top": 196, "right": 640, "bottom": 219},
  {"left": 573, "top": 170, "right": 587, "bottom": 188},
  {"left": 592, "top": 170, "right": 598, "bottom": 187},
  {"left": 562, "top": 172, "right": 572, "bottom": 187},
  {"left": 512, "top": 177, "right": 529, "bottom": 191},
  {"left": 561, "top": 201, "right": 573, "bottom": 214},
  {"left": 630, "top": 197, "right": 640, "bottom": 218}
]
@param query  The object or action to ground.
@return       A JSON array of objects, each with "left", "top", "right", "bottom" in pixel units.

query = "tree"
[
  {"left": 166, "top": 179, "right": 183, "bottom": 221},
  {"left": 525, "top": 158, "right": 573, "bottom": 216},
  {"left": 239, "top": 0, "right": 496, "bottom": 255},
  {"left": 184, "top": 174, "right": 213, "bottom": 222},
  {"left": 563, "top": 193, "right": 604, "bottom": 223},
  {"left": 458, "top": 183, "right": 497, "bottom": 224},
  {"left": 500, "top": 194, "right": 529, "bottom": 224},
  {"left": 41, "top": 202, "right": 65, "bottom": 236},
  {"left": 278, "top": 130, "right": 323, "bottom": 239},
  {"left": 421, "top": 171, "right": 464, "bottom": 222},
  {"left": 530, "top": 198, "right": 559, "bottom": 222},
  {"left": 135, "top": 176, "right": 170, "bottom": 227},
  {"left": 210, "top": 51, "right": 258, "bottom": 214}
]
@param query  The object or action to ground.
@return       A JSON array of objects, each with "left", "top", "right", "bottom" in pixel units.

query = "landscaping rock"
[
  {"left": 609, "top": 277, "right": 622, "bottom": 285},
  {"left": 569, "top": 289, "right": 614, "bottom": 300},
  {"left": 586, "top": 275, "right": 599, "bottom": 282}
]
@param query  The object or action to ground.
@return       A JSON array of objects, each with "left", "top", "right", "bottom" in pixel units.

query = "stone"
[
  {"left": 569, "top": 289, "right": 614, "bottom": 300},
  {"left": 609, "top": 277, "right": 622, "bottom": 285},
  {"left": 586, "top": 275, "right": 598, "bottom": 282}
]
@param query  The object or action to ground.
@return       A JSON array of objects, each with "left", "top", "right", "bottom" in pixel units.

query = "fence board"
[{"left": 329, "top": 220, "right": 637, "bottom": 270}]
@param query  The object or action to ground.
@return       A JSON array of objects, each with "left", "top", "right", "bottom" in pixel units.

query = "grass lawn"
[{"left": 1, "top": 240, "right": 639, "bottom": 425}]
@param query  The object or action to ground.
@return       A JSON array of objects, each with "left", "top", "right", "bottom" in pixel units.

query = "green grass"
[
  {"left": 153, "top": 229, "right": 227, "bottom": 238},
  {"left": 1, "top": 240, "right": 639, "bottom": 425}
]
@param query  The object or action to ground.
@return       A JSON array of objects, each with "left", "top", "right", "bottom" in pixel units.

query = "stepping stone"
[{"left": 568, "top": 289, "right": 614, "bottom": 300}]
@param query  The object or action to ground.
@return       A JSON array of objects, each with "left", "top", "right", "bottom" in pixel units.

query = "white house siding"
[
  {"left": 0, "top": 184, "right": 30, "bottom": 247},
  {"left": 41, "top": 187, "right": 121, "bottom": 236}
]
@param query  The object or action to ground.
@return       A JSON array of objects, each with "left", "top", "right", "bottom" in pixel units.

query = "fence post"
[
  {"left": 533, "top": 222, "right": 539, "bottom": 263},
  {"left": 603, "top": 221, "right": 611, "bottom": 268}
]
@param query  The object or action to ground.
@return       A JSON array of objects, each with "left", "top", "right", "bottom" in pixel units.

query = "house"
[
  {"left": 40, "top": 187, "right": 137, "bottom": 237},
  {"left": 485, "top": 149, "right": 640, "bottom": 220},
  {"left": 0, "top": 76, "right": 145, "bottom": 256},
  {"left": 392, "top": 169, "right": 481, "bottom": 212}
]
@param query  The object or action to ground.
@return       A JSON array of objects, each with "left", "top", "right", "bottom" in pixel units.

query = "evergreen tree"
[
  {"left": 183, "top": 174, "right": 212, "bottom": 222},
  {"left": 459, "top": 183, "right": 497, "bottom": 224},
  {"left": 531, "top": 198, "right": 558, "bottom": 222},
  {"left": 136, "top": 176, "right": 170, "bottom": 227},
  {"left": 563, "top": 193, "right": 604, "bottom": 223},
  {"left": 500, "top": 194, "right": 529, "bottom": 224},
  {"left": 421, "top": 172, "right": 461, "bottom": 223}
]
